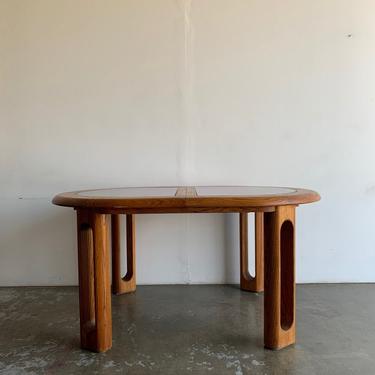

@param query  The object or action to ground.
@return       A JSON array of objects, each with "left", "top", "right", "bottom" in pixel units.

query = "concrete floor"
[{"left": 0, "top": 285, "right": 374, "bottom": 374}]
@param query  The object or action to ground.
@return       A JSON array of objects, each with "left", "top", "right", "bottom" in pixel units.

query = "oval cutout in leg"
[
  {"left": 280, "top": 220, "right": 294, "bottom": 331},
  {"left": 111, "top": 214, "right": 136, "bottom": 295}
]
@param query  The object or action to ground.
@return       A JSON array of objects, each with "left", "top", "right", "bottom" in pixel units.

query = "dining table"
[{"left": 52, "top": 185, "right": 320, "bottom": 352}]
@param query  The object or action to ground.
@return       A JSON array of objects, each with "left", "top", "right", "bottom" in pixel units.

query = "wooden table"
[{"left": 53, "top": 186, "right": 320, "bottom": 353}]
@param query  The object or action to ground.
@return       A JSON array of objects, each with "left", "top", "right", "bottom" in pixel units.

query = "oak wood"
[
  {"left": 175, "top": 187, "right": 197, "bottom": 197},
  {"left": 255, "top": 212, "right": 265, "bottom": 291},
  {"left": 92, "top": 206, "right": 276, "bottom": 215},
  {"left": 239, "top": 212, "right": 264, "bottom": 292},
  {"left": 264, "top": 205, "right": 295, "bottom": 350},
  {"left": 77, "top": 209, "right": 112, "bottom": 352},
  {"left": 186, "top": 186, "right": 198, "bottom": 197},
  {"left": 77, "top": 210, "right": 96, "bottom": 350},
  {"left": 175, "top": 187, "right": 187, "bottom": 197},
  {"left": 54, "top": 186, "right": 319, "bottom": 353},
  {"left": 111, "top": 214, "right": 136, "bottom": 295},
  {"left": 53, "top": 186, "right": 320, "bottom": 211}
]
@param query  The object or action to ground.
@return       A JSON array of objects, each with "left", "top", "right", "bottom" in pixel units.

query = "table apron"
[{"left": 74, "top": 206, "right": 285, "bottom": 214}]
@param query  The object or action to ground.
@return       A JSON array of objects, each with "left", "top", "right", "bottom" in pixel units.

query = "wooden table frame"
[{"left": 53, "top": 186, "right": 320, "bottom": 353}]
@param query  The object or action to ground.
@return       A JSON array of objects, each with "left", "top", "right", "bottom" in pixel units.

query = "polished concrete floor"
[{"left": 0, "top": 284, "right": 374, "bottom": 374}]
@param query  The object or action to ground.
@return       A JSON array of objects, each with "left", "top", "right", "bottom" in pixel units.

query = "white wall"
[{"left": 1, "top": 0, "right": 375, "bottom": 286}]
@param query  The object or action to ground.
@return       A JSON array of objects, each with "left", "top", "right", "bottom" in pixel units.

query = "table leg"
[
  {"left": 77, "top": 209, "right": 112, "bottom": 352},
  {"left": 239, "top": 212, "right": 264, "bottom": 292},
  {"left": 264, "top": 205, "right": 295, "bottom": 349},
  {"left": 111, "top": 214, "right": 136, "bottom": 295}
]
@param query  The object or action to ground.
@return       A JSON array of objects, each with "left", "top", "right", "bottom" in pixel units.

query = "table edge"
[{"left": 52, "top": 186, "right": 321, "bottom": 211}]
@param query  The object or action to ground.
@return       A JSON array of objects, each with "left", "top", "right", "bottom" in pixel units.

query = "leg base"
[
  {"left": 77, "top": 209, "right": 112, "bottom": 353},
  {"left": 264, "top": 206, "right": 296, "bottom": 350},
  {"left": 240, "top": 212, "right": 264, "bottom": 292},
  {"left": 111, "top": 214, "right": 136, "bottom": 295}
]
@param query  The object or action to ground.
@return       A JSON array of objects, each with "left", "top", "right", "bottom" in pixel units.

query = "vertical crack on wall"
[
  {"left": 177, "top": 0, "right": 195, "bottom": 185},
  {"left": 176, "top": 0, "right": 195, "bottom": 284},
  {"left": 185, "top": 214, "right": 192, "bottom": 284}
]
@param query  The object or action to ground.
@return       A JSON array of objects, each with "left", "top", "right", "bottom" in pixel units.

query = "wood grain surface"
[{"left": 53, "top": 186, "right": 320, "bottom": 213}]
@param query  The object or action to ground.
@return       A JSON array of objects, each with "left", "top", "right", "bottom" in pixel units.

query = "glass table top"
[
  {"left": 78, "top": 187, "right": 178, "bottom": 197},
  {"left": 77, "top": 186, "right": 296, "bottom": 198},
  {"left": 195, "top": 186, "right": 296, "bottom": 196}
]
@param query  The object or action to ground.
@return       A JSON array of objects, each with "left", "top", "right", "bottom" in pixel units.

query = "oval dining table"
[{"left": 52, "top": 186, "right": 320, "bottom": 353}]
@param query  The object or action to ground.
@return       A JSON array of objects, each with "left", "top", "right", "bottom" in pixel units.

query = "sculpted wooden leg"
[
  {"left": 240, "top": 212, "right": 264, "bottom": 292},
  {"left": 264, "top": 206, "right": 295, "bottom": 350},
  {"left": 77, "top": 209, "right": 112, "bottom": 352},
  {"left": 111, "top": 214, "right": 136, "bottom": 295}
]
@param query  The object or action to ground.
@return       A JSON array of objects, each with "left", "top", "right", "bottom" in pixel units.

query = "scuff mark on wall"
[{"left": 365, "top": 185, "right": 375, "bottom": 196}]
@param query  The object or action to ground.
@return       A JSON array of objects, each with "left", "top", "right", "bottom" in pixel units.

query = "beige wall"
[{"left": 1, "top": 0, "right": 375, "bottom": 285}]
